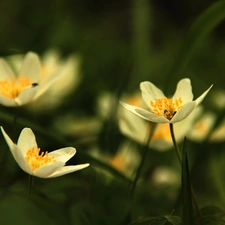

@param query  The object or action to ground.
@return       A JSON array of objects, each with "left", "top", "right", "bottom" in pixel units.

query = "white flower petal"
[
  {"left": 10, "top": 145, "right": 33, "bottom": 175},
  {"left": 172, "top": 78, "right": 193, "bottom": 104},
  {"left": 170, "top": 102, "right": 196, "bottom": 123},
  {"left": 0, "top": 59, "right": 15, "bottom": 80},
  {"left": 173, "top": 106, "right": 202, "bottom": 136},
  {"left": 34, "top": 70, "right": 64, "bottom": 100},
  {"left": 48, "top": 147, "right": 76, "bottom": 163},
  {"left": 0, "top": 95, "right": 18, "bottom": 107},
  {"left": 33, "top": 161, "right": 65, "bottom": 178},
  {"left": 19, "top": 52, "right": 41, "bottom": 83},
  {"left": 194, "top": 84, "right": 213, "bottom": 106},
  {"left": 15, "top": 85, "right": 39, "bottom": 106},
  {"left": 1, "top": 127, "right": 17, "bottom": 153},
  {"left": 119, "top": 108, "right": 146, "bottom": 143},
  {"left": 1, "top": 127, "right": 32, "bottom": 174},
  {"left": 134, "top": 108, "right": 169, "bottom": 123},
  {"left": 140, "top": 81, "right": 165, "bottom": 108},
  {"left": 120, "top": 101, "right": 169, "bottom": 123},
  {"left": 17, "top": 128, "right": 38, "bottom": 156},
  {"left": 1, "top": 127, "right": 89, "bottom": 179},
  {"left": 47, "top": 163, "right": 90, "bottom": 178}
]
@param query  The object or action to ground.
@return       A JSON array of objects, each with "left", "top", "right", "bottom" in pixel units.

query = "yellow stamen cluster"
[
  {"left": 150, "top": 97, "right": 183, "bottom": 120},
  {"left": 0, "top": 76, "right": 31, "bottom": 99},
  {"left": 25, "top": 147, "right": 56, "bottom": 171}
]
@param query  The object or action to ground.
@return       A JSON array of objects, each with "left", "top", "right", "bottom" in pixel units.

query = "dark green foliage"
[{"left": 0, "top": 1, "right": 225, "bottom": 225}]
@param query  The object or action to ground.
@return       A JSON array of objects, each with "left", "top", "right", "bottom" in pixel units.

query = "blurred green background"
[{"left": 0, "top": 0, "right": 225, "bottom": 224}]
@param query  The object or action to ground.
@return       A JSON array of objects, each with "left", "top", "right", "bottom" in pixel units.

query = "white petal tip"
[{"left": 76, "top": 163, "right": 90, "bottom": 170}]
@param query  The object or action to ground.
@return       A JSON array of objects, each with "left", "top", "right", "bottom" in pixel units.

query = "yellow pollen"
[
  {"left": 25, "top": 147, "right": 56, "bottom": 171},
  {"left": 0, "top": 76, "right": 31, "bottom": 99},
  {"left": 150, "top": 97, "right": 183, "bottom": 120}
]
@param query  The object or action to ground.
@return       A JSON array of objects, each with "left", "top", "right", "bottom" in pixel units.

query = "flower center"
[
  {"left": 25, "top": 147, "right": 56, "bottom": 171},
  {"left": 150, "top": 97, "right": 183, "bottom": 120},
  {"left": 0, "top": 76, "right": 31, "bottom": 99}
]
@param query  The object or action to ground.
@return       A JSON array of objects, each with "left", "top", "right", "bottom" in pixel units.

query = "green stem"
[
  {"left": 27, "top": 175, "right": 33, "bottom": 199},
  {"left": 169, "top": 123, "right": 202, "bottom": 218},
  {"left": 130, "top": 122, "right": 156, "bottom": 198},
  {"left": 169, "top": 123, "right": 182, "bottom": 164}
]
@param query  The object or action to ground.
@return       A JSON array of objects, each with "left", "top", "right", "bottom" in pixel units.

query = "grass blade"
[{"left": 182, "top": 138, "right": 194, "bottom": 225}]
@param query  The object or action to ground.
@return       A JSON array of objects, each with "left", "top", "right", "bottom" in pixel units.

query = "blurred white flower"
[
  {"left": 192, "top": 89, "right": 225, "bottom": 142},
  {"left": 187, "top": 111, "right": 215, "bottom": 142},
  {"left": 96, "top": 92, "right": 118, "bottom": 119},
  {"left": 108, "top": 142, "right": 141, "bottom": 178},
  {"left": 151, "top": 166, "right": 180, "bottom": 188},
  {"left": 210, "top": 119, "right": 225, "bottom": 142},
  {"left": 188, "top": 110, "right": 225, "bottom": 143},
  {"left": 53, "top": 113, "right": 102, "bottom": 143},
  {"left": 0, "top": 52, "right": 40, "bottom": 106},
  {"left": 89, "top": 142, "right": 141, "bottom": 179},
  {"left": 120, "top": 78, "right": 212, "bottom": 123},
  {"left": 8, "top": 49, "right": 81, "bottom": 111},
  {"left": 209, "top": 88, "right": 225, "bottom": 110},
  {"left": 1, "top": 127, "right": 89, "bottom": 178}
]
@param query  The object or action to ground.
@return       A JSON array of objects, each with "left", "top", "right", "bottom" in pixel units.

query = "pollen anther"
[
  {"left": 150, "top": 97, "right": 183, "bottom": 120},
  {"left": 25, "top": 147, "right": 56, "bottom": 171},
  {"left": 0, "top": 76, "right": 31, "bottom": 99}
]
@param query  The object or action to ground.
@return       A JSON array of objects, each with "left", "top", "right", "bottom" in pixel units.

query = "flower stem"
[
  {"left": 27, "top": 175, "right": 33, "bottom": 199},
  {"left": 169, "top": 123, "right": 182, "bottom": 164},
  {"left": 169, "top": 123, "right": 202, "bottom": 218},
  {"left": 130, "top": 122, "right": 156, "bottom": 198}
]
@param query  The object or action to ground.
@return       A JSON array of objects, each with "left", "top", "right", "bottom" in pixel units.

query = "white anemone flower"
[
  {"left": 1, "top": 127, "right": 89, "bottom": 178},
  {"left": 29, "top": 49, "right": 81, "bottom": 110},
  {"left": 120, "top": 78, "right": 213, "bottom": 123},
  {"left": 0, "top": 51, "right": 63, "bottom": 107},
  {"left": 0, "top": 52, "right": 40, "bottom": 107}
]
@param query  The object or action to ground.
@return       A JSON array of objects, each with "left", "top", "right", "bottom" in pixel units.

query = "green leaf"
[
  {"left": 200, "top": 206, "right": 224, "bottom": 216},
  {"left": 165, "top": 215, "right": 182, "bottom": 225},
  {"left": 182, "top": 138, "right": 194, "bottom": 225},
  {"left": 195, "top": 215, "right": 225, "bottom": 225},
  {"left": 167, "top": 0, "right": 225, "bottom": 82}
]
